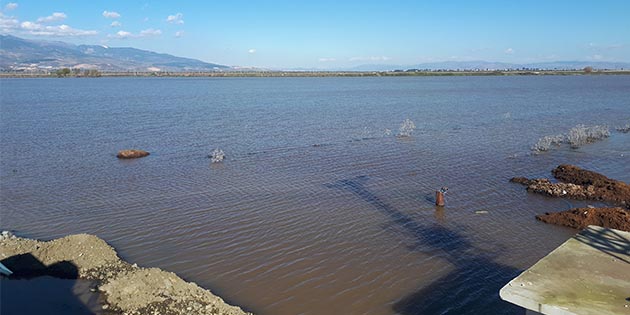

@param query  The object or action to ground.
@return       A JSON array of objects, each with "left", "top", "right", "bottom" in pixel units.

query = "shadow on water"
[
  {"left": 1, "top": 254, "right": 103, "bottom": 315},
  {"left": 326, "top": 176, "right": 524, "bottom": 315}
]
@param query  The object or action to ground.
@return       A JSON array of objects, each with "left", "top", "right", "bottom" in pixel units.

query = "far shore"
[{"left": 2, "top": 69, "right": 630, "bottom": 78}]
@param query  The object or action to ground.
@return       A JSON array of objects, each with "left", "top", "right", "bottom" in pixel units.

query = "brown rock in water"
[
  {"left": 509, "top": 177, "right": 531, "bottom": 185},
  {"left": 511, "top": 164, "right": 630, "bottom": 209},
  {"left": 552, "top": 164, "right": 630, "bottom": 207},
  {"left": 117, "top": 149, "right": 150, "bottom": 159},
  {"left": 536, "top": 207, "right": 630, "bottom": 232}
]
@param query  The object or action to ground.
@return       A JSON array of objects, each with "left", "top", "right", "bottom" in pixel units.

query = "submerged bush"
[
  {"left": 210, "top": 148, "right": 225, "bottom": 163},
  {"left": 616, "top": 124, "right": 630, "bottom": 133},
  {"left": 566, "top": 124, "right": 609, "bottom": 148},
  {"left": 531, "top": 124, "right": 610, "bottom": 153},
  {"left": 531, "top": 135, "right": 564, "bottom": 152},
  {"left": 397, "top": 119, "right": 416, "bottom": 137}
]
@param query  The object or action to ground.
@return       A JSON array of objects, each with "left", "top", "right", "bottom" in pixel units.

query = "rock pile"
[
  {"left": 0, "top": 230, "right": 16, "bottom": 241},
  {"left": 511, "top": 164, "right": 630, "bottom": 209},
  {"left": 512, "top": 164, "right": 630, "bottom": 231}
]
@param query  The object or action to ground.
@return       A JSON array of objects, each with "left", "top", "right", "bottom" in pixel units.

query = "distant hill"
[
  {"left": 348, "top": 60, "right": 630, "bottom": 72},
  {"left": 0, "top": 35, "right": 229, "bottom": 72},
  {"left": 347, "top": 60, "right": 630, "bottom": 71}
]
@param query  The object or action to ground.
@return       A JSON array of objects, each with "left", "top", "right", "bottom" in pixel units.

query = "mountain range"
[
  {"left": 346, "top": 60, "right": 630, "bottom": 71},
  {"left": 1, "top": 35, "right": 629, "bottom": 72},
  {"left": 0, "top": 35, "right": 229, "bottom": 72}
]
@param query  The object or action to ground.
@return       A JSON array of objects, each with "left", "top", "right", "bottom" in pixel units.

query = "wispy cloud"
[
  {"left": 102, "top": 11, "right": 121, "bottom": 19},
  {"left": 174, "top": 30, "right": 184, "bottom": 38},
  {"left": 248, "top": 48, "right": 256, "bottom": 54},
  {"left": 108, "top": 28, "right": 161, "bottom": 39},
  {"left": 166, "top": 13, "right": 183, "bottom": 24},
  {"left": 36, "top": 12, "right": 66, "bottom": 23},
  {"left": 349, "top": 56, "right": 391, "bottom": 62},
  {"left": 139, "top": 28, "right": 161, "bottom": 36},
  {"left": 110, "top": 21, "right": 121, "bottom": 27},
  {"left": 1, "top": 11, "right": 96, "bottom": 36},
  {"left": 587, "top": 42, "right": 623, "bottom": 51},
  {"left": 504, "top": 48, "right": 514, "bottom": 54},
  {"left": 318, "top": 57, "right": 336, "bottom": 62},
  {"left": 19, "top": 21, "right": 97, "bottom": 36},
  {"left": 590, "top": 54, "right": 603, "bottom": 60},
  {"left": 0, "top": 12, "right": 20, "bottom": 31},
  {"left": 4, "top": 2, "right": 18, "bottom": 10}
]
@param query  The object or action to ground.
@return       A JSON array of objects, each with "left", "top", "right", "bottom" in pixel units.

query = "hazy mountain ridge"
[
  {"left": 0, "top": 35, "right": 229, "bottom": 72},
  {"left": 2, "top": 35, "right": 629, "bottom": 72},
  {"left": 347, "top": 60, "right": 630, "bottom": 71}
]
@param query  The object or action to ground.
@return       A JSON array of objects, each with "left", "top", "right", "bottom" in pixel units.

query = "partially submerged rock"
[
  {"left": 536, "top": 207, "right": 630, "bottom": 232},
  {"left": 552, "top": 164, "right": 630, "bottom": 206},
  {"left": 0, "top": 233, "right": 250, "bottom": 315},
  {"left": 117, "top": 149, "right": 150, "bottom": 159},
  {"left": 511, "top": 164, "right": 630, "bottom": 208}
]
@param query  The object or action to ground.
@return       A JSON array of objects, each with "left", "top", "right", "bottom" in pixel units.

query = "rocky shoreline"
[
  {"left": 0, "top": 233, "right": 251, "bottom": 315},
  {"left": 511, "top": 164, "right": 630, "bottom": 232}
]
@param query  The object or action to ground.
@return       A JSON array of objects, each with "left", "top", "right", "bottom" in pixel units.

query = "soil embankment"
[
  {"left": 512, "top": 164, "right": 630, "bottom": 231},
  {"left": 0, "top": 233, "right": 251, "bottom": 315},
  {"left": 536, "top": 207, "right": 630, "bottom": 231}
]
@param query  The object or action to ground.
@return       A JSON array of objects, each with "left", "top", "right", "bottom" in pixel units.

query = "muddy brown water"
[{"left": 1, "top": 76, "right": 629, "bottom": 314}]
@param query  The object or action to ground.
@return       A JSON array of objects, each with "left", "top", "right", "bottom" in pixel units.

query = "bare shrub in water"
[
  {"left": 566, "top": 124, "right": 609, "bottom": 148},
  {"left": 531, "top": 124, "right": 610, "bottom": 153},
  {"left": 210, "top": 148, "right": 225, "bottom": 163},
  {"left": 616, "top": 124, "right": 630, "bottom": 133},
  {"left": 397, "top": 119, "right": 416, "bottom": 137},
  {"left": 531, "top": 135, "right": 564, "bottom": 153}
]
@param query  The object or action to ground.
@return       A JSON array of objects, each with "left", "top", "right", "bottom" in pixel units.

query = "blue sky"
[{"left": 1, "top": 0, "right": 629, "bottom": 68}]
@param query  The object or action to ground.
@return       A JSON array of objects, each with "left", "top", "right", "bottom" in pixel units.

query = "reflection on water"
[{"left": 1, "top": 76, "right": 629, "bottom": 315}]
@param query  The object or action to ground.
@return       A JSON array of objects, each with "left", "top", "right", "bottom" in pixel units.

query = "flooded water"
[{"left": 1, "top": 76, "right": 629, "bottom": 315}]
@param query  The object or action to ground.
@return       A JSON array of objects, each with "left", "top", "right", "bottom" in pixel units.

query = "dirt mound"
[
  {"left": 511, "top": 164, "right": 630, "bottom": 208},
  {"left": 536, "top": 207, "right": 630, "bottom": 232},
  {"left": 0, "top": 233, "right": 250, "bottom": 315}
]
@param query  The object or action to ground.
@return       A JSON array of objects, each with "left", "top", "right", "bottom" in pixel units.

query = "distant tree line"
[{"left": 55, "top": 68, "right": 101, "bottom": 78}]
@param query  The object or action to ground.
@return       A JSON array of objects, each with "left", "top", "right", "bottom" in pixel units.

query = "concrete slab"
[{"left": 500, "top": 225, "right": 630, "bottom": 315}]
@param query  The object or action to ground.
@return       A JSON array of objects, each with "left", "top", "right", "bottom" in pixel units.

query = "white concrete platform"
[{"left": 500, "top": 225, "right": 630, "bottom": 315}]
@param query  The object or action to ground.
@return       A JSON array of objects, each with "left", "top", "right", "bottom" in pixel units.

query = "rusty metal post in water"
[{"left": 435, "top": 186, "right": 448, "bottom": 206}]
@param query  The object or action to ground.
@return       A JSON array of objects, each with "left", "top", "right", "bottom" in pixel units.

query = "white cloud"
[
  {"left": 504, "top": 48, "right": 514, "bottom": 54},
  {"left": 18, "top": 21, "right": 97, "bottom": 36},
  {"left": 591, "top": 54, "right": 603, "bottom": 60},
  {"left": 166, "top": 13, "right": 183, "bottom": 24},
  {"left": 0, "top": 12, "right": 20, "bottom": 31},
  {"left": 248, "top": 48, "right": 256, "bottom": 54},
  {"left": 102, "top": 11, "right": 121, "bottom": 19},
  {"left": 110, "top": 21, "right": 121, "bottom": 27},
  {"left": 110, "top": 30, "right": 131, "bottom": 39},
  {"left": 174, "top": 30, "right": 184, "bottom": 38},
  {"left": 36, "top": 12, "right": 66, "bottom": 23},
  {"left": 349, "top": 56, "right": 391, "bottom": 62},
  {"left": 139, "top": 28, "right": 161, "bottom": 36},
  {"left": 108, "top": 28, "right": 161, "bottom": 39},
  {"left": 4, "top": 2, "right": 18, "bottom": 10},
  {"left": 318, "top": 57, "right": 336, "bottom": 62}
]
